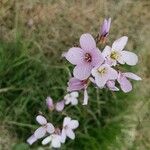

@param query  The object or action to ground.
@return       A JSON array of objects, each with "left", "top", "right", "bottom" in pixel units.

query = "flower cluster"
[{"left": 27, "top": 18, "right": 141, "bottom": 148}]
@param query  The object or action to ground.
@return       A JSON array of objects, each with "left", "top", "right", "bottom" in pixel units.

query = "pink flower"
[
  {"left": 99, "top": 18, "right": 111, "bottom": 43},
  {"left": 117, "top": 72, "right": 142, "bottom": 93},
  {"left": 102, "top": 36, "right": 138, "bottom": 66},
  {"left": 91, "top": 64, "right": 118, "bottom": 88},
  {"left": 65, "top": 33, "right": 104, "bottom": 80},
  {"left": 61, "top": 117, "right": 79, "bottom": 143},
  {"left": 34, "top": 115, "right": 55, "bottom": 139},
  {"left": 27, "top": 135, "right": 37, "bottom": 145},
  {"left": 67, "top": 77, "right": 88, "bottom": 92}
]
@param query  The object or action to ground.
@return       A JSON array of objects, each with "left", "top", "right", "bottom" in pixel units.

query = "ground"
[{"left": 0, "top": 0, "right": 150, "bottom": 150}]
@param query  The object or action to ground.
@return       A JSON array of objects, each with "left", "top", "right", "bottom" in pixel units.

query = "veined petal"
[
  {"left": 123, "top": 72, "right": 142, "bottom": 80},
  {"left": 27, "top": 135, "right": 37, "bottom": 145},
  {"left": 66, "top": 129, "right": 75, "bottom": 140},
  {"left": 69, "top": 120, "right": 79, "bottom": 129},
  {"left": 102, "top": 46, "right": 111, "bottom": 57},
  {"left": 42, "top": 136, "right": 52, "bottom": 145},
  {"left": 91, "top": 48, "right": 104, "bottom": 66},
  {"left": 34, "top": 127, "right": 46, "bottom": 139},
  {"left": 65, "top": 47, "right": 84, "bottom": 65},
  {"left": 80, "top": 33, "right": 96, "bottom": 51},
  {"left": 63, "top": 117, "right": 71, "bottom": 127},
  {"left": 121, "top": 51, "right": 138, "bottom": 66},
  {"left": 46, "top": 123, "right": 55, "bottom": 134},
  {"left": 118, "top": 75, "right": 132, "bottom": 93},
  {"left": 73, "top": 64, "right": 92, "bottom": 80},
  {"left": 36, "top": 115, "right": 47, "bottom": 125},
  {"left": 112, "top": 36, "right": 128, "bottom": 51}
]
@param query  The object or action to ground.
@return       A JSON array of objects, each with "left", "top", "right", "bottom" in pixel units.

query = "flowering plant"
[{"left": 27, "top": 18, "right": 141, "bottom": 148}]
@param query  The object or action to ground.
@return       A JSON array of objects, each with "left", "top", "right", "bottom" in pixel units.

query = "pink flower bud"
[
  {"left": 46, "top": 97, "right": 54, "bottom": 111},
  {"left": 55, "top": 100, "right": 65, "bottom": 112}
]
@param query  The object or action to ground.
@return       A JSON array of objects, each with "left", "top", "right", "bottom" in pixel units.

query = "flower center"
[
  {"left": 98, "top": 67, "right": 107, "bottom": 76},
  {"left": 110, "top": 51, "right": 119, "bottom": 60},
  {"left": 84, "top": 53, "right": 92, "bottom": 62}
]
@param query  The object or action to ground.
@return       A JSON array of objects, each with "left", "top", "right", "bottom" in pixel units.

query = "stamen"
[
  {"left": 98, "top": 67, "right": 107, "bottom": 75},
  {"left": 84, "top": 53, "right": 92, "bottom": 62},
  {"left": 110, "top": 51, "right": 119, "bottom": 60}
]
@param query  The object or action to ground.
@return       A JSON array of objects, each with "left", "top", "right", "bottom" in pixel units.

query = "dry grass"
[{"left": 0, "top": 0, "right": 150, "bottom": 149}]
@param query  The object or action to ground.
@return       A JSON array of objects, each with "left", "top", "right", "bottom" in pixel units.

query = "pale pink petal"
[
  {"left": 51, "top": 136, "right": 61, "bottom": 148},
  {"left": 42, "top": 136, "right": 52, "bottom": 145},
  {"left": 61, "top": 129, "right": 67, "bottom": 143},
  {"left": 106, "top": 81, "right": 119, "bottom": 91},
  {"left": 66, "top": 129, "right": 75, "bottom": 140},
  {"left": 71, "top": 98, "right": 78, "bottom": 105},
  {"left": 91, "top": 48, "right": 104, "bottom": 66},
  {"left": 80, "top": 33, "right": 96, "bottom": 51},
  {"left": 69, "top": 120, "right": 79, "bottom": 129},
  {"left": 36, "top": 115, "right": 47, "bottom": 125},
  {"left": 55, "top": 100, "right": 65, "bottom": 112},
  {"left": 117, "top": 74, "right": 132, "bottom": 93},
  {"left": 46, "top": 123, "right": 55, "bottom": 134},
  {"left": 123, "top": 72, "right": 142, "bottom": 80},
  {"left": 121, "top": 51, "right": 138, "bottom": 66},
  {"left": 73, "top": 64, "right": 93, "bottom": 80},
  {"left": 65, "top": 47, "right": 84, "bottom": 65},
  {"left": 34, "top": 127, "right": 46, "bottom": 139},
  {"left": 101, "top": 19, "right": 107, "bottom": 34},
  {"left": 27, "top": 135, "right": 37, "bottom": 145},
  {"left": 63, "top": 117, "right": 71, "bottom": 127},
  {"left": 102, "top": 46, "right": 111, "bottom": 57},
  {"left": 112, "top": 36, "right": 128, "bottom": 51},
  {"left": 107, "top": 18, "right": 111, "bottom": 32},
  {"left": 95, "top": 75, "right": 108, "bottom": 88},
  {"left": 70, "top": 92, "right": 79, "bottom": 97},
  {"left": 83, "top": 89, "right": 89, "bottom": 105},
  {"left": 46, "top": 97, "right": 54, "bottom": 111},
  {"left": 107, "top": 67, "right": 118, "bottom": 80}
]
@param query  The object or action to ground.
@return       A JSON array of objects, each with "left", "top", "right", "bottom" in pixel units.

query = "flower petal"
[
  {"left": 46, "top": 123, "right": 55, "bottom": 134},
  {"left": 51, "top": 136, "right": 61, "bottom": 148},
  {"left": 107, "top": 67, "right": 118, "bottom": 80},
  {"left": 42, "top": 136, "right": 52, "bottom": 145},
  {"left": 63, "top": 117, "right": 71, "bottom": 127},
  {"left": 70, "top": 92, "right": 79, "bottom": 97},
  {"left": 112, "top": 36, "right": 128, "bottom": 51},
  {"left": 34, "top": 127, "right": 46, "bottom": 139},
  {"left": 117, "top": 75, "right": 132, "bottom": 93},
  {"left": 55, "top": 100, "right": 65, "bottom": 112},
  {"left": 95, "top": 75, "right": 108, "bottom": 88},
  {"left": 46, "top": 97, "right": 54, "bottom": 111},
  {"left": 61, "top": 129, "right": 67, "bottom": 143},
  {"left": 123, "top": 72, "right": 142, "bottom": 80},
  {"left": 71, "top": 98, "right": 78, "bottom": 105},
  {"left": 73, "top": 64, "right": 92, "bottom": 80},
  {"left": 102, "top": 46, "right": 111, "bottom": 58},
  {"left": 65, "top": 47, "right": 84, "bottom": 65},
  {"left": 36, "top": 115, "right": 47, "bottom": 125},
  {"left": 80, "top": 33, "right": 96, "bottom": 51},
  {"left": 27, "top": 135, "right": 37, "bottom": 145},
  {"left": 121, "top": 51, "right": 138, "bottom": 66},
  {"left": 83, "top": 89, "right": 89, "bottom": 105},
  {"left": 69, "top": 120, "right": 79, "bottom": 129},
  {"left": 66, "top": 129, "right": 75, "bottom": 140},
  {"left": 91, "top": 48, "right": 104, "bottom": 66}
]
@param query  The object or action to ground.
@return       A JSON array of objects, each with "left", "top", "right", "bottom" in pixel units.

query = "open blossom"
[
  {"left": 34, "top": 115, "right": 55, "bottom": 139},
  {"left": 65, "top": 33, "right": 104, "bottom": 80},
  {"left": 61, "top": 117, "right": 79, "bottom": 143},
  {"left": 99, "top": 18, "right": 111, "bottom": 43},
  {"left": 117, "top": 72, "right": 141, "bottom": 93},
  {"left": 106, "top": 80, "right": 119, "bottom": 91},
  {"left": 64, "top": 92, "right": 79, "bottom": 105},
  {"left": 91, "top": 64, "right": 118, "bottom": 88},
  {"left": 102, "top": 36, "right": 138, "bottom": 66}
]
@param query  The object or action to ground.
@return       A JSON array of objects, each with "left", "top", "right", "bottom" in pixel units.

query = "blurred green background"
[{"left": 0, "top": 0, "right": 150, "bottom": 150}]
